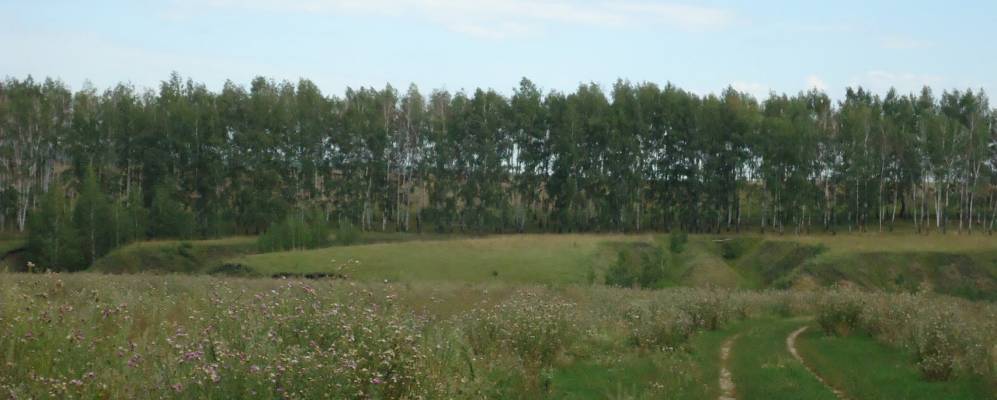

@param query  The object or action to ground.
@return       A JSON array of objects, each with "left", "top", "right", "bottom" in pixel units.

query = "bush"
[
  {"left": 669, "top": 230, "right": 688, "bottom": 254},
  {"left": 605, "top": 244, "right": 665, "bottom": 289},
  {"left": 816, "top": 289, "right": 864, "bottom": 336},
  {"left": 257, "top": 210, "right": 329, "bottom": 252},
  {"left": 335, "top": 221, "right": 361, "bottom": 245},
  {"left": 718, "top": 237, "right": 756, "bottom": 260},
  {"left": 910, "top": 312, "right": 960, "bottom": 380}
]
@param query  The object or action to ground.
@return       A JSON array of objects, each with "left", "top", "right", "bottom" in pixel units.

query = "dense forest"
[{"left": 2, "top": 73, "right": 996, "bottom": 268}]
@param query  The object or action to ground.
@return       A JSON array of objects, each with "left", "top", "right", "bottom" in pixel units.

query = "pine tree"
[
  {"left": 149, "top": 182, "right": 194, "bottom": 239},
  {"left": 27, "top": 186, "right": 83, "bottom": 271}
]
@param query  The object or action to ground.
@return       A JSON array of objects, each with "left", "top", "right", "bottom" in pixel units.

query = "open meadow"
[{"left": 2, "top": 232, "right": 997, "bottom": 399}]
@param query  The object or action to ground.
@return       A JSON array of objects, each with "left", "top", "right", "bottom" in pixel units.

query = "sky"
[{"left": 2, "top": 0, "right": 995, "bottom": 101}]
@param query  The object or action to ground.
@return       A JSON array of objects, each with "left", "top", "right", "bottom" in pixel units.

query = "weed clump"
[{"left": 816, "top": 289, "right": 864, "bottom": 336}]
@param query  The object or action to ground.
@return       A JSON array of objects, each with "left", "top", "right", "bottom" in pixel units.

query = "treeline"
[{"left": 2, "top": 74, "right": 996, "bottom": 248}]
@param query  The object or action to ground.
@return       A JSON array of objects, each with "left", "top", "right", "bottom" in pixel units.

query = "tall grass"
[
  {"left": 815, "top": 287, "right": 997, "bottom": 383},
  {"left": 1, "top": 273, "right": 992, "bottom": 398}
]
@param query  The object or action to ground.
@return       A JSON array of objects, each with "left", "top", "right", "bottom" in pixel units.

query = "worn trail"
[
  {"left": 718, "top": 334, "right": 740, "bottom": 400},
  {"left": 787, "top": 326, "right": 850, "bottom": 400}
]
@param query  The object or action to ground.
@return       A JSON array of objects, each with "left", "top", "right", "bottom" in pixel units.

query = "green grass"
[
  {"left": 91, "top": 231, "right": 997, "bottom": 300},
  {"left": 797, "top": 328, "right": 992, "bottom": 400},
  {"left": 550, "top": 351, "right": 709, "bottom": 400},
  {"left": 218, "top": 231, "right": 997, "bottom": 297},
  {"left": 88, "top": 232, "right": 465, "bottom": 275},
  {"left": 729, "top": 317, "right": 839, "bottom": 400},
  {"left": 675, "top": 238, "right": 747, "bottom": 288},
  {"left": 0, "top": 239, "right": 25, "bottom": 255},
  {"left": 89, "top": 236, "right": 258, "bottom": 274},
  {"left": 229, "top": 234, "right": 653, "bottom": 283}
]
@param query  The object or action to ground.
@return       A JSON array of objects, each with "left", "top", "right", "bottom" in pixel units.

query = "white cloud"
[
  {"left": 806, "top": 75, "right": 827, "bottom": 91},
  {"left": 731, "top": 81, "right": 769, "bottom": 100},
  {"left": 852, "top": 70, "right": 944, "bottom": 94},
  {"left": 177, "top": 0, "right": 736, "bottom": 39},
  {"left": 879, "top": 36, "right": 933, "bottom": 50}
]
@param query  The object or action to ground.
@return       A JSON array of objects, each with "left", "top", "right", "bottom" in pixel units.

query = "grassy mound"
[
  {"left": 90, "top": 237, "right": 258, "bottom": 274},
  {"left": 0, "top": 239, "right": 25, "bottom": 256},
  {"left": 226, "top": 234, "right": 653, "bottom": 283}
]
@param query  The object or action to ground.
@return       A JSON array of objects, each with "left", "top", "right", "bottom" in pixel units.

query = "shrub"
[
  {"left": 669, "top": 230, "right": 688, "bottom": 254},
  {"left": 335, "top": 221, "right": 361, "bottom": 245},
  {"left": 605, "top": 244, "right": 665, "bottom": 289},
  {"left": 910, "top": 312, "right": 960, "bottom": 380},
  {"left": 816, "top": 289, "right": 864, "bottom": 336},
  {"left": 718, "top": 237, "right": 756, "bottom": 260},
  {"left": 257, "top": 210, "right": 329, "bottom": 252}
]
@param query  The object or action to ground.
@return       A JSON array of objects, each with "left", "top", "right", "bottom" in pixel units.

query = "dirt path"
[
  {"left": 787, "top": 326, "right": 849, "bottom": 400},
  {"left": 718, "top": 334, "right": 740, "bottom": 400}
]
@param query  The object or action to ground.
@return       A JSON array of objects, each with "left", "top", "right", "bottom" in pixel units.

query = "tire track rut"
[{"left": 787, "top": 326, "right": 849, "bottom": 400}]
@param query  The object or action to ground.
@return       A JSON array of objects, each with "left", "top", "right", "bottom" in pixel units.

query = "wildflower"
[
  {"left": 182, "top": 350, "right": 204, "bottom": 362},
  {"left": 170, "top": 383, "right": 183, "bottom": 393}
]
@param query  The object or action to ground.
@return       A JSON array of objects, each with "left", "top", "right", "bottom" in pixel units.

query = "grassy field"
[
  {"left": 1, "top": 273, "right": 993, "bottom": 399},
  {"left": 227, "top": 234, "right": 653, "bottom": 283},
  {"left": 53, "top": 231, "right": 997, "bottom": 398},
  {"left": 0, "top": 273, "right": 744, "bottom": 399}
]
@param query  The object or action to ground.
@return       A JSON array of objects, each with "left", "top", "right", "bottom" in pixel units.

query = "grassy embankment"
[
  {"left": 88, "top": 232, "right": 459, "bottom": 275},
  {"left": 218, "top": 232, "right": 997, "bottom": 299},
  {"left": 226, "top": 234, "right": 654, "bottom": 283}
]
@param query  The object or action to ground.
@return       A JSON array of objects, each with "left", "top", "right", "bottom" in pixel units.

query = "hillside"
[{"left": 220, "top": 233, "right": 997, "bottom": 299}]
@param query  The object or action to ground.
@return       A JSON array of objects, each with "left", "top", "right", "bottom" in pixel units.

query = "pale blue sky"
[{"left": 3, "top": 0, "right": 994, "bottom": 100}]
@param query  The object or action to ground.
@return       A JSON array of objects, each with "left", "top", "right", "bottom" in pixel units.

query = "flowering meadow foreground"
[{"left": 1, "top": 273, "right": 995, "bottom": 399}]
